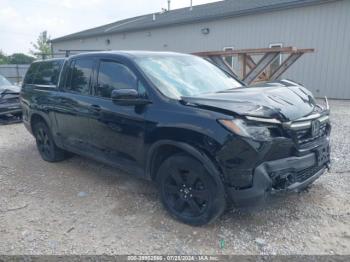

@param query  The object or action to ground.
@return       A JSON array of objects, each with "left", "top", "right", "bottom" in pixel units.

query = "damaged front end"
[
  {"left": 270, "top": 99, "right": 331, "bottom": 190},
  {"left": 0, "top": 88, "right": 22, "bottom": 124},
  {"left": 182, "top": 80, "right": 331, "bottom": 206},
  {"left": 225, "top": 98, "right": 331, "bottom": 206}
]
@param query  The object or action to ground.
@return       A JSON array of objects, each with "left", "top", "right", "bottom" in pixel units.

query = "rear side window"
[
  {"left": 23, "top": 63, "right": 40, "bottom": 85},
  {"left": 34, "top": 61, "right": 62, "bottom": 86},
  {"left": 96, "top": 60, "right": 138, "bottom": 98},
  {"left": 65, "top": 58, "right": 93, "bottom": 95}
]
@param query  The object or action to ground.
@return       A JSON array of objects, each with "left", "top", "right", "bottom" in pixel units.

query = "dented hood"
[{"left": 181, "top": 81, "right": 317, "bottom": 122}]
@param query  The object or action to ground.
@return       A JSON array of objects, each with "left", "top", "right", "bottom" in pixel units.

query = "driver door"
[{"left": 88, "top": 58, "right": 148, "bottom": 176}]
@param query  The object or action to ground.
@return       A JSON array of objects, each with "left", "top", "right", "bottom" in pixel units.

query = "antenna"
[{"left": 168, "top": 0, "right": 171, "bottom": 11}]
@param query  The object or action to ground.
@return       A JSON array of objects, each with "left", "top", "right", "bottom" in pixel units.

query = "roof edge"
[{"left": 51, "top": 0, "right": 340, "bottom": 43}]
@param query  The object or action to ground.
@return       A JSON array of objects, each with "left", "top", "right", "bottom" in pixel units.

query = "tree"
[
  {"left": 30, "top": 31, "right": 52, "bottom": 59},
  {"left": 0, "top": 51, "right": 35, "bottom": 65},
  {"left": 0, "top": 50, "right": 9, "bottom": 64},
  {"left": 8, "top": 53, "right": 35, "bottom": 64}
]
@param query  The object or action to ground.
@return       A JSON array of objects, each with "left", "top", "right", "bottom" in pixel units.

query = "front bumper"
[
  {"left": 0, "top": 103, "right": 22, "bottom": 116},
  {"left": 227, "top": 144, "right": 330, "bottom": 206}
]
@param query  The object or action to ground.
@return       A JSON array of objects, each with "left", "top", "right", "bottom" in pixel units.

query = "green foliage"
[
  {"left": 8, "top": 53, "right": 35, "bottom": 64},
  {"left": 0, "top": 50, "right": 9, "bottom": 64},
  {"left": 30, "top": 31, "right": 52, "bottom": 59},
  {"left": 0, "top": 50, "right": 35, "bottom": 65}
]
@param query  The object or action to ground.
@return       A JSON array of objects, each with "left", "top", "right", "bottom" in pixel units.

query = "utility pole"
[{"left": 168, "top": 0, "right": 171, "bottom": 11}]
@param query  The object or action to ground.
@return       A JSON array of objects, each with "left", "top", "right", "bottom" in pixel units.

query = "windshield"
[
  {"left": 135, "top": 54, "right": 242, "bottom": 99},
  {"left": 0, "top": 75, "right": 12, "bottom": 87}
]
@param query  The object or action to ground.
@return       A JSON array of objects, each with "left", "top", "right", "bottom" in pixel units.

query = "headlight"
[{"left": 218, "top": 118, "right": 279, "bottom": 141}]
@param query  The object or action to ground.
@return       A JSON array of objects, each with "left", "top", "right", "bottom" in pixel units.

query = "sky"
[{"left": 0, "top": 0, "right": 220, "bottom": 55}]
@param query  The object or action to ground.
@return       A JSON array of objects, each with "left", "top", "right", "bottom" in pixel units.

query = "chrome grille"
[
  {"left": 294, "top": 122, "right": 328, "bottom": 145},
  {"left": 284, "top": 113, "right": 330, "bottom": 146}
]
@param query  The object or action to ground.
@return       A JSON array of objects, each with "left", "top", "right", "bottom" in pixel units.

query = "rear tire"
[
  {"left": 33, "top": 121, "right": 67, "bottom": 162},
  {"left": 157, "top": 153, "right": 226, "bottom": 226}
]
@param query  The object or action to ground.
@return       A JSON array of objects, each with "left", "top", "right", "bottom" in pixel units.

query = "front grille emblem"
[{"left": 311, "top": 120, "right": 321, "bottom": 137}]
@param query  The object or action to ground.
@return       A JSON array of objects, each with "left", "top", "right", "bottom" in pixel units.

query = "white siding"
[{"left": 52, "top": 0, "right": 350, "bottom": 99}]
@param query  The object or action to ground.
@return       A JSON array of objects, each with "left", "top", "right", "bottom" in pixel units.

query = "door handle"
[{"left": 90, "top": 104, "right": 101, "bottom": 112}]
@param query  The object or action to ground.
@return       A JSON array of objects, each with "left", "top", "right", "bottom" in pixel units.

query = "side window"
[
  {"left": 34, "top": 61, "right": 62, "bottom": 86},
  {"left": 269, "top": 43, "right": 283, "bottom": 75},
  {"left": 65, "top": 58, "right": 93, "bottom": 95},
  {"left": 138, "top": 81, "right": 147, "bottom": 98},
  {"left": 223, "top": 47, "right": 234, "bottom": 68},
  {"left": 23, "top": 63, "right": 40, "bottom": 85},
  {"left": 96, "top": 60, "right": 138, "bottom": 98},
  {"left": 64, "top": 60, "right": 75, "bottom": 90}
]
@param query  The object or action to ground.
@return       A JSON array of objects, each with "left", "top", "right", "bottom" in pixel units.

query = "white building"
[{"left": 51, "top": 0, "right": 350, "bottom": 99}]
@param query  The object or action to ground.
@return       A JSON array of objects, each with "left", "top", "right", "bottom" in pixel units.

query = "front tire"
[
  {"left": 157, "top": 153, "right": 226, "bottom": 226},
  {"left": 33, "top": 121, "right": 67, "bottom": 162}
]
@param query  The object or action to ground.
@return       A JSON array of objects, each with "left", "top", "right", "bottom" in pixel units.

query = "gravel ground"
[{"left": 0, "top": 100, "right": 349, "bottom": 255}]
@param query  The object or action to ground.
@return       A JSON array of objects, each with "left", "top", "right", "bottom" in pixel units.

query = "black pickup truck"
[{"left": 20, "top": 51, "right": 331, "bottom": 225}]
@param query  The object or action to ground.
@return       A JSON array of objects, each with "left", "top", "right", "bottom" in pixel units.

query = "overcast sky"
[{"left": 0, "top": 0, "right": 221, "bottom": 55}]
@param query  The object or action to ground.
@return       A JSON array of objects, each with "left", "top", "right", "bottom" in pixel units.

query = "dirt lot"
[{"left": 0, "top": 100, "right": 349, "bottom": 255}]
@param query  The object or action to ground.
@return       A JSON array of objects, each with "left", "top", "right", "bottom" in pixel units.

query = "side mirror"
[{"left": 111, "top": 89, "right": 150, "bottom": 106}]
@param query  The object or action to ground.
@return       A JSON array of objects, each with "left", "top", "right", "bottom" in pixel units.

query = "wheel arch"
[
  {"left": 30, "top": 112, "right": 50, "bottom": 132},
  {"left": 146, "top": 140, "right": 223, "bottom": 184}
]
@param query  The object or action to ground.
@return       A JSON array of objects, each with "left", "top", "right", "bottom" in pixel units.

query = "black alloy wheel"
[
  {"left": 157, "top": 153, "right": 226, "bottom": 226},
  {"left": 33, "top": 121, "right": 67, "bottom": 162}
]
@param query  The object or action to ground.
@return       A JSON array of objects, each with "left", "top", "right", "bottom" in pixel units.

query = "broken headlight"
[{"left": 218, "top": 118, "right": 282, "bottom": 141}]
